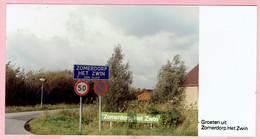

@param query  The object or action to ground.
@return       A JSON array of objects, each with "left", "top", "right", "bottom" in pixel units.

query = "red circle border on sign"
[
  {"left": 74, "top": 80, "right": 90, "bottom": 96},
  {"left": 94, "top": 80, "right": 108, "bottom": 96}
]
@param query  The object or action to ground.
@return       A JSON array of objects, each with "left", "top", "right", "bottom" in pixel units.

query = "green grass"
[
  {"left": 5, "top": 103, "right": 80, "bottom": 113},
  {"left": 30, "top": 104, "right": 98, "bottom": 135},
  {"left": 30, "top": 111, "right": 81, "bottom": 135},
  {"left": 29, "top": 103, "right": 198, "bottom": 136}
]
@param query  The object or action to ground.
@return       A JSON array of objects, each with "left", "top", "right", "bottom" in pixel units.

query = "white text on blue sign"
[{"left": 73, "top": 65, "right": 109, "bottom": 80}]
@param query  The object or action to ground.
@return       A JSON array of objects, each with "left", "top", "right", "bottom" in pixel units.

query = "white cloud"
[
  {"left": 6, "top": 5, "right": 199, "bottom": 89},
  {"left": 98, "top": 6, "right": 199, "bottom": 37}
]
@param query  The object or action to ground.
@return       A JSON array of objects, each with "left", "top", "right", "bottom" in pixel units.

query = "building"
[
  {"left": 181, "top": 64, "right": 199, "bottom": 109},
  {"left": 136, "top": 89, "right": 153, "bottom": 101},
  {"left": 136, "top": 64, "right": 199, "bottom": 108}
]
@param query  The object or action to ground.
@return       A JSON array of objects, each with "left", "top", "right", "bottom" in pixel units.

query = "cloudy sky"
[{"left": 6, "top": 5, "right": 199, "bottom": 89}]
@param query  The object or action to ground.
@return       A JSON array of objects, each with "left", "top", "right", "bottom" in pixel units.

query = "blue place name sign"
[{"left": 73, "top": 64, "right": 109, "bottom": 80}]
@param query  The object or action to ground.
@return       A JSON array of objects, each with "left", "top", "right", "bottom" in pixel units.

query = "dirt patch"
[{"left": 24, "top": 119, "right": 33, "bottom": 132}]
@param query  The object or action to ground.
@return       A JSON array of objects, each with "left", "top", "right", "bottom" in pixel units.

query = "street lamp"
[{"left": 39, "top": 78, "right": 46, "bottom": 108}]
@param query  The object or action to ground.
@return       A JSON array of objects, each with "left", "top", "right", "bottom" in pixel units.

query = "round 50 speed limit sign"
[{"left": 74, "top": 80, "right": 90, "bottom": 96}]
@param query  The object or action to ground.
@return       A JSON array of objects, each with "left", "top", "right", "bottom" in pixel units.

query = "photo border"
[{"left": 0, "top": 0, "right": 259, "bottom": 139}]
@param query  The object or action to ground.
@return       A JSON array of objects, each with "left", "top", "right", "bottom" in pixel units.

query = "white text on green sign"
[{"left": 101, "top": 112, "right": 161, "bottom": 123}]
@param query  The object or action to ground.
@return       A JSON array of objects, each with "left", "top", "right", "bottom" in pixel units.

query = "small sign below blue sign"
[{"left": 73, "top": 65, "right": 109, "bottom": 80}]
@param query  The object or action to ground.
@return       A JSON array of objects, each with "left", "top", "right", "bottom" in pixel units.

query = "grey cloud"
[
  {"left": 99, "top": 6, "right": 199, "bottom": 37},
  {"left": 6, "top": 5, "right": 198, "bottom": 89},
  {"left": 132, "top": 73, "right": 157, "bottom": 89},
  {"left": 142, "top": 32, "right": 198, "bottom": 52},
  {"left": 6, "top": 30, "right": 106, "bottom": 72},
  {"left": 7, "top": 31, "right": 52, "bottom": 70},
  {"left": 65, "top": 12, "right": 87, "bottom": 41}
]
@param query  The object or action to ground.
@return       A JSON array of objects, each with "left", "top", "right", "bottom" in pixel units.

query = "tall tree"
[
  {"left": 6, "top": 62, "right": 26, "bottom": 106},
  {"left": 150, "top": 55, "right": 186, "bottom": 105},
  {"left": 103, "top": 45, "right": 133, "bottom": 112}
]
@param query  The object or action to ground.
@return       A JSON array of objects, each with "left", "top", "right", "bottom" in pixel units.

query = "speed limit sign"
[{"left": 74, "top": 80, "right": 90, "bottom": 96}]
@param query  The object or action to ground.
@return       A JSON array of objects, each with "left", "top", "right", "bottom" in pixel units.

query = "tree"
[
  {"left": 6, "top": 62, "right": 26, "bottom": 106},
  {"left": 43, "top": 70, "right": 78, "bottom": 104},
  {"left": 128, "top": 87, "right": 141, "bottom": 101},
  {"left": 5, "top": 61, "right": 98, "bottom": 106},
  {"left": 150, "top": 55, "right": 186, "bottom": 105},
  {"left": 24, "top": 69, "right": 44, "bottom": 106},
  {"left": 103, "top": 45, "right": 133, "bottom": 112}
]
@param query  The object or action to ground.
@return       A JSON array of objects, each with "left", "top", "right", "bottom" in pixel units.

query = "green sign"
[{"left": 101, "top": 112, "right": 161, "bottom": 123}]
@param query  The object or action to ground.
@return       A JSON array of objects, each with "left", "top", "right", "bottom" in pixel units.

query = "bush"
[
  {"left": 160, "top": 108, "right": 183, "bottom": 129},
  {"left": 150, "top": 55, "right": 186, "bottom": 104},
  {"left": 146, "top": 104, "right": 184, "bottom": 129}
]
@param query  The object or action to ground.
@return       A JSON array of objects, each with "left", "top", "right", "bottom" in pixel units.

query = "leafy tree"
[
  {"left": 128, "top": 87, "right": 141, "bottom": 101},
  {"left": 6, "top": 62, "right": 26, "bottom": 105},
  {"left": 44, "top": 70, "right": 76, "bottom": 104},
  {"left": 84, "top": 80, "right": 98, "bottom": 104},
  {"left": 150, "top": 55, "right": 186, "bottom": 105},
  {"left": 24, "top": 69, "right": 45, "bottom": 105},
  {"left": 103, "top": 45, "right": 133, "bottom": 112},
  {"left": 6, "top": 61, "right": 92, "bottom": 106}
]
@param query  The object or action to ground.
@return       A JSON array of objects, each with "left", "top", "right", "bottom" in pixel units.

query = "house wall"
[
  {"left": 137, "top": 88, "right": 198, "bottom": 108},
  {"left": 138, "top": 91, "right": 150, "bottom": 101},
  {"left": 183, "top": 86, "right": 198, "bottom": 109}
]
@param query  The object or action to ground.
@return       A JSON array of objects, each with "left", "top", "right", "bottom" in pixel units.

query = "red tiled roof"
[
  {"left": 136, "top": 89, "right": 153, "bottom": 96},
  {"left": 182, "top": 64, "right": 199, "bottom": 86}
]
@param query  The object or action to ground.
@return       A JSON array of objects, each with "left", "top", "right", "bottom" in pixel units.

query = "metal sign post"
[
  {"left": 99, "top": 95, "right": 101, "bottom": 132},
  {"left": 79, "top": 96, "right": 82, "bottom": 132},
  {"left": 94, "top": 80, "right": 108, "bottom": 132},
  {"left": 74, "top": 80, "right": 90, "bottom": 133}
]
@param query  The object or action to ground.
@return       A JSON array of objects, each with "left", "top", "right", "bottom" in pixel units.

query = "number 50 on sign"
[{"left": 74, "top": 80, "right": 90, "bottom": 96}]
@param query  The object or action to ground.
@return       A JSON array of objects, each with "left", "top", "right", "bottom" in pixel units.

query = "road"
[
  {"left": 5, "top": 111, "right": 45, "bottom": 134},
  {"left": 5, "top": 108, "right": 85, "bottom": 134}
]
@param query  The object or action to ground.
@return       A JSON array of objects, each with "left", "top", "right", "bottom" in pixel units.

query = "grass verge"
[
  {"left": 29, "top": 103, "right": 198, "bottom": 136},
  {"left": 5, "top": 103, "right": 80, "bottom": 113}
]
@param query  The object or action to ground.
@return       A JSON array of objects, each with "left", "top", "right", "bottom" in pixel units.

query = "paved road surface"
[
  {"left": 5, "top": 111, "right": 45, "bottom": 134},
  {"left": 5, "top": 108, "right": 84, "bottom": 135}
]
